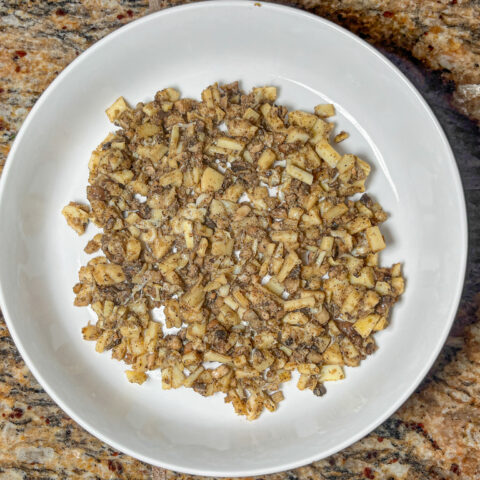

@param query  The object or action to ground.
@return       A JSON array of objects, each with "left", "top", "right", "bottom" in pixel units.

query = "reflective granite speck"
[{"left": 1, "top": 1, "right": 480, "bottom": 479}]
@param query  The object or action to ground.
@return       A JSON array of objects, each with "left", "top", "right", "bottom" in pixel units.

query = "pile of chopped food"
[{"left": 62, "top": 82, "right": 404, "bottom": 420}]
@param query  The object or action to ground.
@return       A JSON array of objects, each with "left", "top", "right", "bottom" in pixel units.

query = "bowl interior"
[{"left": 0, "top": 1, "right": 466, "bottom": 476}]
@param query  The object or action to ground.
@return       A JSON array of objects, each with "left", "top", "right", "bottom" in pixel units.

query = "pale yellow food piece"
[
  {"left": 342, "top": 289, "right": 362, "bottom": 314},
  {"left": 315, "top": 138, "right": 341, "bottom": 168},
  {"left": 375, "top": 281, "right": 392, "bottom": 295},
  {"left": 217, "top": 136, "right": 245, "bottom": 151},
  {"left": 92, "top": 264, "right": 125, "bottom": 285},
  {"left": 319, "top": 236, "right": 334, "bottom": 252},
  {"left": 253, "top": 86, "right": 277, "bottom": 103},
  {"left": 283, "top": 296, "right": 315, "bottom": 311},
  {"left": 350, "top": 267, "right": 375, "bottom": 289},
  {"left": 211, "top": 236, "right": 234, "bottom": 256},
  {"left": 283, "top": 311, "right": 309, "bottom": 325},
  {"left": 314, "top": 103, "right": 335, "bottom": 118},
  {"left": 159, "top": 169, "right": 183, "bottom": 187},
  {"left": 258, "top": 148, "right": 276, "bottom": 170},
  {"left": 270, "top": 231, "right": 298, "bottom": 243},
  {"left": 125, "top": 370, "right": 148, "bottom": 385},
  {"left": 298, "top": 363, "right": 320, "bottom": 374},
  {"left": 126, "top": 238, "right": 141, "bottom": 261},
  {"left": 181, "top": 284, "right": 205, "bottom": 310},
  {"left": 334, "top": 131, "right": 349, "bottom": 143},
  {"left": 374, "top": 316, "right": 388, "bottom": 331},
  {"left": 286, "top": 164, "right": 313, "bottom": 185},
  {"left": 243, "top": 107, "right": 260, "bottom": 123},
  {"left": 336, "top": 154, "right": 355, "bottom": 174},
  {"left": 172, "top": 364, "right": 186, "bottom": 388},
  {"left": 162, "top": 367, "right": 173, "bottom": 390},
  {"left": 347, "top": 216, "right": 372, "bottom": 234},
  {"left": 105, "top": 96, "right": 130, "bottom": 122},
  {"left": 110, "top": 169, "right": 134, "bottom": 185},
  {"left": 353, "top": 314, "right": 381, "bottom": 338},
  {"left": 285, "top": 127, "right": 310, "bottom": 144},
  {"left": 288, "top": 110, "right": 317, "bottom": 130},
  {"left": 319, "top": 365, "right": 345, "bottom": 381},
  {"left": 62, "top": 202, "right": 90, "bottom": 235},
  {"left": 183, "top": 366, "right": 205, "bottom": 388},
  {"left": 137, "top": 123, "right": 161, "bottom": 138},
  {"left": 297, "top": 373, "right": 311, "bottom": 391},
  {"left": 322, "top": 343, "right": 344, "bottom": 365},
  {"left": 277, "top": 251, "right": 300, "bottom": 282},
  {"left": 392, "top": 276, "right": 405, "bottom": 295},
  {"left": 227, "top": 119, "right": 258, "bottom": 138},
  {"left": 201, "top": 167, "right": 224, "bottom": 192},
  {"left": 392, "top": 263, "right": 402, "bottom": 277},
  {"left": 265, "top": 277, "right": 284, "bottom": 296},
  {"left": 309, "top": 118, "right": 332, "bottom": 143},
  {"left": 323, "top": 203, "right": 348, "bottom": 221},
  {"left": 366, "top": 226, "right": 386, "bottom": 252}
]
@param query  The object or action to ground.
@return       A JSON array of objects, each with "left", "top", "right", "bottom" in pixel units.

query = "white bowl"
[{"left": 0, "top": 1, "right": 467, "bottom": 476}]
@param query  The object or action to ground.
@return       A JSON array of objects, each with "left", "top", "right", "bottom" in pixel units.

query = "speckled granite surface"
[{"left": 1, "top": 1, "right": 480, "bottom": 479}]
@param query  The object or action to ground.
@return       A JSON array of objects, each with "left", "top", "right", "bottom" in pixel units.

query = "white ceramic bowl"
[{"left": 0, "top": 1, "right": 467, "bottom": 476}]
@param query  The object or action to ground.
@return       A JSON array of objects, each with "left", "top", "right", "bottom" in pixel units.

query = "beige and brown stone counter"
[{"left": 1, "top": 1, "right": 480, "bottom": 478}]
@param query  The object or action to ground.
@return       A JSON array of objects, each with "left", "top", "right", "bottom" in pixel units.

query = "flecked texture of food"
[{"left": 62, "top": 82, "right": 404, "bottom": 420}]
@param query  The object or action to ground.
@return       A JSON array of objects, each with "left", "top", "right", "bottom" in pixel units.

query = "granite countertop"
[{"left": 1, "top": 1, "right": 480, "bottom": 479}]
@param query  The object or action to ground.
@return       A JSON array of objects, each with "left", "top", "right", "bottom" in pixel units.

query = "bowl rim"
[{"left": 0, "top": 0, "right": 468, "bottom": 476}]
